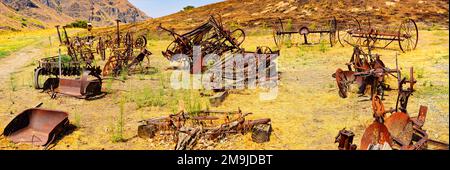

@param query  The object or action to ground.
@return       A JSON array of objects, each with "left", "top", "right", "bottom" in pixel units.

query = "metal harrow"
[
  {"left": 338, "top": 18, "right": 419, "bottom": 52},
  {"left": 272, "top": 17, "right": 338, "bottom": 47}
]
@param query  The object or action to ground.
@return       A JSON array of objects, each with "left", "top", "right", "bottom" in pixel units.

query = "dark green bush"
[{"left": 66, "top": 20, "right": 88, "bottom": 28}]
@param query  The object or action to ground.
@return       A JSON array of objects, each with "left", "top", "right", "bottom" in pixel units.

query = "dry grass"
[{"left": 0, "top": 29, "right": 447, "bottom": 150}]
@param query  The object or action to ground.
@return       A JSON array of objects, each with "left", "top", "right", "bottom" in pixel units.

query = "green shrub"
[
  {"left": 66, "top": 20, "right": 88, "bottom": 29},
  {"left": 182, "top": 5, "right": 195, "bottom": 12}
]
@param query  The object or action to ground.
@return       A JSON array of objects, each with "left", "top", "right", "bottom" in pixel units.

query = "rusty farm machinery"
[
  {"left": 158, "top": 15, "right": 247, "bottom": 70},
  {"left": 138, "top": 109, "right": 272, "bottom": 150},
  {"left": 158, "top": 15, "right": 279, "bottom": 72},
  {"left": 101, "top": 19, "right": 152, "bottom": 77},
  {"left": 272, "top": 17, "right": 338, "bottom": 47},
  {"left": 332, "top": 46, "right": 398, "bottom": 99},
  {"left": 338, "top": 18, "right": 419, "bottom": 52},
  {"left": 158, "top": 15, "right": 279, "bottom": 106},
  {"left": 33, "top": 19, "right": 152, "bottom": 99},
  {"left": 34, "top": 25, "right": 104, "bottom": 99},
  {"left": 335, "top": 67, "right": 449, "bottom": 150}
]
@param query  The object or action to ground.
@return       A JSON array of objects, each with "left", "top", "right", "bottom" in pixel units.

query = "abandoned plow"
[
  {"left": 138, "top": 109, "right": 272, "bottom": 150},
  {"left": 272, "top": 17, "right": 337, "bottom": 48},
  {"left": 338, "top": 18, "right": 418, "bottom": 52},
  {"left": 159, "top": 15, "right": 246, "bottom": 70},
  {"left": 332, "top": 46, "right": 398, "bottom": 99},
  {"left": 335, "top": 67, "right": 449, "bottom": 150},
  {"left": 159, "top": 15, "right": 279, "bottom": 106}
]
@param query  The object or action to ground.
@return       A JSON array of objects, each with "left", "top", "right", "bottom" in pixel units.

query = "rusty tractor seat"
[
  {"left": 49, "top": 70, "right": 102, "bottom": 99},
  {"left": 2, "top": 108, "right": 69, "bottom": 148}
]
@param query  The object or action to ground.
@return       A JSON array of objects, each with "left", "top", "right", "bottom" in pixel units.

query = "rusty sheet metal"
[
  {"left": 384, "top": 112, "right": 414, "bottom": 146},
  {"left": 50, "top": 70, "right": 103, "bottom": 99},
  {"left": 2, "top": 108, "right": 69, "bottom": 147},
  {"left": 360, "top": 121, "right": 393, "bottom": 150}
]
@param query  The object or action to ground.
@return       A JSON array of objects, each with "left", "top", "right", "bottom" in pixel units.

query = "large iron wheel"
[
  {"left": 338, "top": 17, "right": 361, "bottom": 47},
  {"left": 272, "top": 27, "right": 283, "bottom": 48},
  {"left": 34, "top": 67, "right": 46, "bottom": 89},
  {"left": 398, "top": 19, "right": 418, "bottom": 52},
  {"left": 103, "top": 55, "right": 119, "bottom": 76},
  {"left": 135, "top": 35, "right": 147, "bottom": 49}
]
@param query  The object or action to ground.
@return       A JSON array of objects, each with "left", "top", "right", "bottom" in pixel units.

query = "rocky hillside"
[
  {"left": 112, "top": 0, "right": 448, "bottom": 35},
  {"left": 0, "top": 0, "right": 149, "bottom": 31},
  {"left": 36, "top": 0, "right": 149, "bottom": 25}
]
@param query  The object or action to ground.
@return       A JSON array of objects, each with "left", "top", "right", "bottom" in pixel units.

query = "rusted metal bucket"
[
  {"left": 45, "top": 70, "right": 102, "bottom": 99},
  {"left": 2, "top": 108, "right": 69, "bottom": 147}
]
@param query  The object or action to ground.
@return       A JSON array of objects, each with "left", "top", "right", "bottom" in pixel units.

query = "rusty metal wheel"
[
  {"left": 34, "top": 67, "right": 46, "bottom": 89},
  {"left": 135, "top": 35, "right": 147, "bottom": 49},
  {"left": 102, "top": 55, "right": 119, "bottom": 76},
  {"left": 398, "top": 19, "right": 418, "bottom": 52},
  {"left": 335, "top": 68, "right": 350, "bottom": 98},
  {"left": 338, "top": 17, "right": 361, "bottom": 47},
  {"left": 163, "top": 41, "right": 180, "bottom": 60},
  {"left": 272, "top": 27, "right": 283, "bottom": 48}
]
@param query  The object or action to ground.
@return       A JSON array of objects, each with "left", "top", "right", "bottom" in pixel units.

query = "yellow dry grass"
[{"left": 0, "top": 28, "right": 447, "bottom": 150}]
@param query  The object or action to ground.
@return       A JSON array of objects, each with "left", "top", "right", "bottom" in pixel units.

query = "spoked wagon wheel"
[
  {"left": 135, "top": 35, "right": 147, "bottom": 49},
  {"left": 163, "top": 41, "right": 181, "bottom": 60},
  {"left": 335, "top": 69, "right": 350, "bottom": 98},
  {"left": 398, "top": 19, "right": 418, "bottom": 52},
  {"left": 102, "top": 55, "right": 119, "bottom": 76},
  {"left": 272, "top": 27, "right": 283, "bottom": 48},
  {"left": 338, "top": 17, "right": 361, "bottom": 47}
]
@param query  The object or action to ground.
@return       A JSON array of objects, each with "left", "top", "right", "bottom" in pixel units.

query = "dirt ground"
[{"left": 0, "top": 29, "right": 448, "bottom": 150}]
